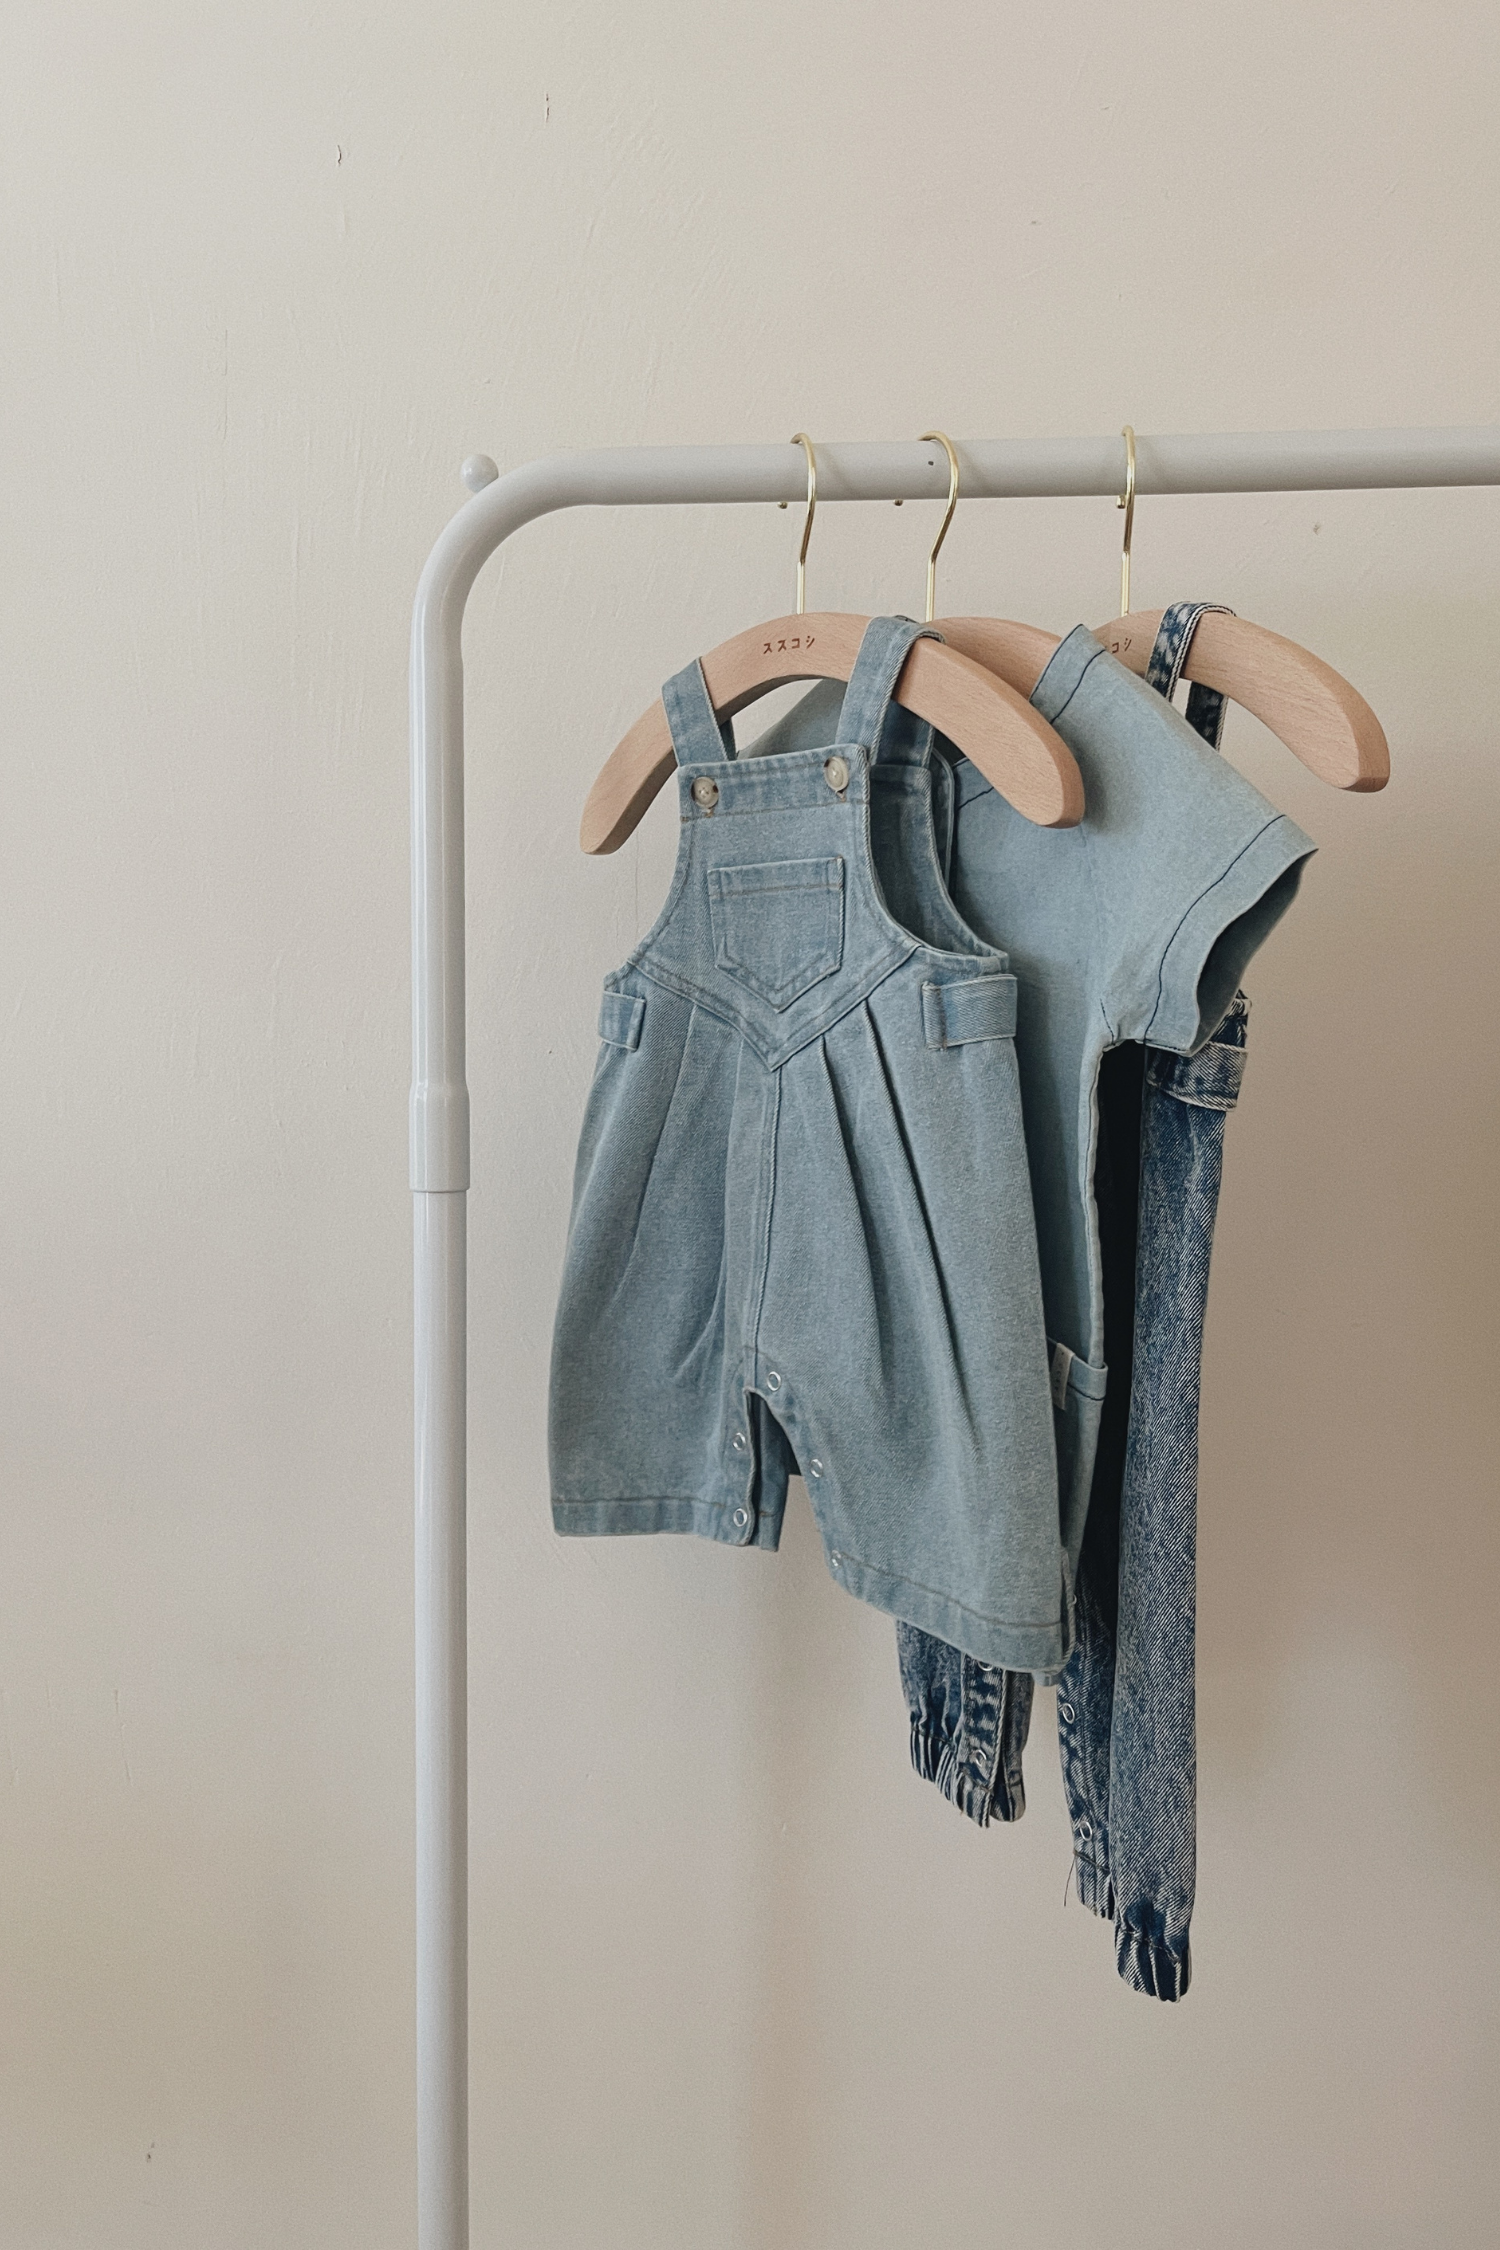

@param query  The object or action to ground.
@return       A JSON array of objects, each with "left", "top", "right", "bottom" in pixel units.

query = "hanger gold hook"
[
  {"left": 918, "top": 431, "right": 960, "bottom": 622},
  {"left": 778, "top": 433, "right": 818, "bottom": 615},
  {"left": 1117, "top": 425, "right": 1137, "bottom": 615}
]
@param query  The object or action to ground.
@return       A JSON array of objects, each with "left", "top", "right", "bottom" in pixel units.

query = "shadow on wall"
[{"left": 1200, "top": 795, "right": 1499, "bottom": 1872}]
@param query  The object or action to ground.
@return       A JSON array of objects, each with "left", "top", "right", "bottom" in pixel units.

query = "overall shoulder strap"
[
  {"left": 661, "top": 659, "right": 735, "bottom": 766},
  {"left": 834, "top": 616, "right": 940, "bottom": 761},
  {"left": 1146, "top": 602, "right": 1235, "bottom": 751}
]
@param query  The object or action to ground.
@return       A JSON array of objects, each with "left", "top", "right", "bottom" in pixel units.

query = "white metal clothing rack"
[{"left": 409, "top": 425, "right": 1500, "bottom": 2250}]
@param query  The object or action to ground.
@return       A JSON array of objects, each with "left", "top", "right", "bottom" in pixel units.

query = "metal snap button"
[
  {"left": 765, "top": 1370, "right": 782, "bottom": 1392},
  {"left": 691, "top": 776, "right": 719, "bottom": 811},
  {"left": 732, "top": 1507, "right": 749, "bottom": 1528},
  {"left": 1059, "top": 1701, "right": 1075, "bottom": 1723},
  {"left": 731, "top": 1430, "right": 748, "bottom": 1453},
  {"left": 807, "top": 1458, "right": 823, "bottom": 1479},
  {"left": 1077, "top": 1818, "right": 1093, "bottom": 1841},
  {"left": 823, "top": 755, "right": 849, "bottom": 793}
]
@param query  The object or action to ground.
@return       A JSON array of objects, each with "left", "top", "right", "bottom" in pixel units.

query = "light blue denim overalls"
[{"left": 550, "top": 616, "right": 1069, "bottom": 1672}]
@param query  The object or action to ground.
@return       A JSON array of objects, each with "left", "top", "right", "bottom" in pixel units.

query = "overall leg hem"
[
  {"left": 833, "top": 1550, "right": 1067, "bottom": 1672},
  {"left": 551, "top": 1495, "right": 779, "bottom": 1549}
]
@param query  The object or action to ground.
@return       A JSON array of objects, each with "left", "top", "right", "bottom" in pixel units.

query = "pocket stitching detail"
[{"left": 707, "top": 857, "right": 845, "bottom": 1012}]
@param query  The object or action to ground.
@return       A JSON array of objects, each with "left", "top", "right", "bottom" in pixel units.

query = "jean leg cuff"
[
  {"left": 908, "top": 1722, "right": 1025, "bottom": 1827},
  {"left": 1115, "top": 1922, "right": 1192, "bottom": 2002}
]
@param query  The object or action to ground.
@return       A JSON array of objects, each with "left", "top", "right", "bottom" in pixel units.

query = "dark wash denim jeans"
[{"left": 898, "top": 603, "right": 1247, "bottom": 2002}]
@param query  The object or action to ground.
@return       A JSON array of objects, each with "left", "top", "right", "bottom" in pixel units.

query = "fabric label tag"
[{"left": 1049, "top": 1341, "right": 1074, "bottom": 1411}]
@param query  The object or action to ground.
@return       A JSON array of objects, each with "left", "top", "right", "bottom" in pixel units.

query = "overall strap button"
[
  {"left": 823, "top": 755, "right": 849, "bottom": 793},
  {"left": 691, "top": 776, "right": 720, "bottom": 811}
]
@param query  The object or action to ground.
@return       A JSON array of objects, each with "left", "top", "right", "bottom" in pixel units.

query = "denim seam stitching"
[
  {"left": 1144, "top": 815, "right": 1284, "bottom": 1042},
  {"left": 1076, "top": 812, "right": 1117, "bottom": 1044},
  {"left": 628, "top": 946, "right": 916, "bottom": 1072},
  {"left": 839, "top": 1550, "right": 1064, "bottom": 1634},
  {"left": 746, "top": 1069, "right": 782, "bottom": 1405},
  {"left": 708, "top": 872, "right": 845, "bottom": 897},
  {"left": 977, "top": 1666, "right": 1009, "bottom": 1822},
  {"left": 679, "top": 798, "right": 864, "bottom": 822},
  {"left": 852, "top": 755, "right": 1012, "bottom": 974},
  {"left": 892, "top": 761, "right": 994, "bottom": 953},
  {"left": 553, "top": 1493, "right": 729, "bottom": 1510},
  {"left": 1037, "top": 638, "right": 1105, "bottom": 725}
]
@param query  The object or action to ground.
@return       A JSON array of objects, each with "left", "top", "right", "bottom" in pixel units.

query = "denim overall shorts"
[{"left": 550, "top": 616, "right": 1069, "bottom": 1672}]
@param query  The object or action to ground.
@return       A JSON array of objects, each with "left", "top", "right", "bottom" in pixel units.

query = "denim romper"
[
  {"left": 898, "top": 604, "right": 1256, "bottom": 2000},
  {"left": 550, "top": 617, "right": 1068, "bottom": 1673}
]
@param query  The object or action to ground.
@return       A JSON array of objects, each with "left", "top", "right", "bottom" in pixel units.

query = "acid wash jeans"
[{"left": 897, "top": 602, "right": 1248, "bottom": 2002}]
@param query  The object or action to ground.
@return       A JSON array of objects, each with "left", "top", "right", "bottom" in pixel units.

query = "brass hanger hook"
[
  {"left": 777, "top": 433, "right": 818, "bottom": 615},
  {"left": 1117, "top": 425, "right": 1137, "bottom": 615},
  {"left": 918, "top": 431, "right": 960, "bottom": 622}
]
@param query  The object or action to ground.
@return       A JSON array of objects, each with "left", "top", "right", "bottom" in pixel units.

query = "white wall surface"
[{"left": 3, "top": 4, "right": 1498, "bottom": 2244}]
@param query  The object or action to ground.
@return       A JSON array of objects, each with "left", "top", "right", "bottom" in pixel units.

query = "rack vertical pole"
[
  {"left": 412, "top": 465, "right": 486, "bottom": 2250},
  {"left": 413, "top": 1188, "right": 468, "bottom": 2250}
]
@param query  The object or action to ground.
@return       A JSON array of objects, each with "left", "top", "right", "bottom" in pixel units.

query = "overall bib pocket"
[{"left": 707, "top": 856, "right": 845, "bottom": 1010}]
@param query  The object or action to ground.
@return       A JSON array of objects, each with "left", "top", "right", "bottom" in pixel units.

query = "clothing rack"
[{"left": 408, "top": 424, "right": 1500, "bottom": 2250}]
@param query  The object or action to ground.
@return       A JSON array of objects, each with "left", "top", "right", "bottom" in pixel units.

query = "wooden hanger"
[
  {"left": 931, "top": 436, "right": 1387, "bottom": 791},
  {"left": 581, "top": 613, "right": 1086, "bottom": 853},
  {"left": 944, "top": 428, "right": 1388, "bottom": 791},
  {"left": 931, "top": 612, "right": 1388, "bottom": 794},
  {"left": 1099, "top": 609, "right": 1387, "bottom": 788},
  {"left": 579, "top": 433, "right": 1086, "bottom": 856}
]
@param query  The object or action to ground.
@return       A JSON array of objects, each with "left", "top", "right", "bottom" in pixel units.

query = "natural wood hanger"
[
  {"left": 580, "top": 433, "right": 1087, "bottom": 855},
  {"left": 935, "top": 612, "right": 1389, "bottom": 792},
  {"left": 581, "top": 613, "right": 1087, "bottom": 853},
  {"left": 926, "top": 429, "right": 1388, "bottom": 792},
  {"left": 924, "top": 431, "right": 1388, "bottom": 791}
]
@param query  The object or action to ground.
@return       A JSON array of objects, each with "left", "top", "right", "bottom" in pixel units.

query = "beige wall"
[{"left": 3, "top": 4, "right": 1498, "bottom": 2244}]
